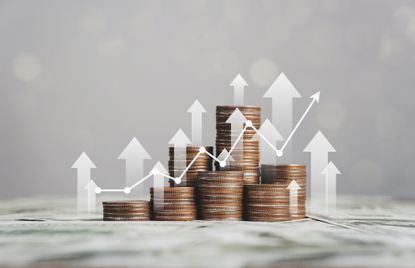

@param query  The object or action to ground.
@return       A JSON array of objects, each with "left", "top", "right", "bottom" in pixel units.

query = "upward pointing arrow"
[
  {"left": 322, "top": 161, "right": 341, "bottom": 217},
  {"left": 287, "top": 180, "right": 301, "bottom": 215},
  {"left": 169, "top": 129, "right": 191, "bottom": 183},
  {"left": 187, "top": 100, "right": 207, "bottom": 145},
  {"left": 151, "top": 161, "right": 168, "bottom": 212},
  {"left": 84, "top": 180, "right": 97, "bottom": 213},
  {"left": 118, "top": 137, "right": 151, "bottom": 196},
  {"left": 230, "top": 74, "right": 248, "bottom": 105},
  {"left": 263, "top": 72, "right": 302, "bottom": 161},
  {"left": 304, "top": 131, "right": 335, "bottom": 215},
  {"left": 226, "top": 108, "right": 247, "bottom": 165},
  {"left": 72, "top": 152, "right": 96, "bottom": 212},
  {"left": 251, "top": 119, "right": 284, "bottom": 164}
]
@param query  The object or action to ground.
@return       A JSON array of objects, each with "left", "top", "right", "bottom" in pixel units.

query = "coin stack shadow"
[
  {"left": 169, "top": 146, "right": 213, "bottom": 187},
  {"left": 215, "top": 106, "right": 261, "bottom": 184},
  {"left": 197, "top": 171, "right": 244, "bottom": 220},
  {"left": 244, "top": 185, "right": 291, "bottom": 222},
  {"left": 261, "top": 164, "right": 307, "bottom": 220},
  {"left": 150, "top": 187, "right": 197, "bottom": 221},
  {"left": 103, "top": 200, "right": 150, "bottom": 221}
]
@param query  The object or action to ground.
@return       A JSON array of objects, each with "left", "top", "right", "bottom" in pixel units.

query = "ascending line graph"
[{"left": 95, "top": 91, "right": 320, "bottom": 195}]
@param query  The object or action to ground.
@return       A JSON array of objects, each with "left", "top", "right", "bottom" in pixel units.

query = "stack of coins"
[
  {"left": 102, "top": 200, "right": 150, "bottom": 221},
  {"left": 150, "top": 187, "right": 197, "bottom": 221},
  {"left": 197, "top": 171, "right": 244, "bottom": 220},
  {"left": 169, "top": 146, "right": 213, "bottom": 187},
  {"left": 261, "top": 164, "right": 307, "bottom": 220},
  {"left": 215, "top": 106, "right": 261, "bottom": 184},
  {"left": 244, "top": 185, "right": 291, "bottom": 222}
]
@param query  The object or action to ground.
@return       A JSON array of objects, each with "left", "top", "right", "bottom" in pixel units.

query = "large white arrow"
[
  {"left": 287, "top": 180, "right": 300, "bottom": 215},
  {"left": 322, "top": 161, "right": 341, "bottom": 217},
  {"left": 263, "top": 72, "right": 301, "bottom": 161},
  {"left": 118, "top": 137, "right": 151, "bottom": 197},
  {"left": 151, "top": 161, "right": 168, "bottom": 212},
  {"left": 71, "top": 152, "right": 96, "bottom": 212},
  {"left": 304, "top": 131, "right": 335, "bottom": 215},
  {"left": 84, "top": 180, "right": 97, "bottom": 213},
  {"left": 187, "top": 99, "right": 206, "bottom": 145},
  {"left": 226, "top": 108, "right": 247, "bottom": 166},
  {"left": 251, "top": 119, "right": 284, "bottom": 164},
  {"left": 169, "top": 129, "right": 191, "bottom": 184},
  {"left": 277, "top": 91, "right": 320, "bottom": 157},
  {"left": 230, "top": 74, "right": 248, "bottom": 105}
]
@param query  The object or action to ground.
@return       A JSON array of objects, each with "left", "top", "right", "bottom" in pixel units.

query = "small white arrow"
[
  {"left": 230, "top": 74, "right": 248, "bottom": 105},
  {"left": 322, "top": 161, "right": 341, "bottom": 217},
  {"left": 304, "top": 131, "right": 335, "bottom": 215},
  {"left": 187, "top": 99, "right": 207, "bottom": 146},
  {"left": 226, "top": 108, "right": 247, "bottom": 165},
  {"left": 278, "top": 91, "right": 320, "bottom": 157},
  {"left": 169, "top": 129, "right": 191, "bottom": 181},
  {"left": 151, "top": 161, "right": 168, "bottom": 212},
  {"left": 118, "top": 137, "right": 151, "bottom": 196},
  {"left": 72, "top": 152, "right": 96, "bottom": 212},
  {"left": 287, "top": 180, "right": 301, "bottom": 215},
  {"left": 84, "top": 180, "right": 97, "bottom": 213},
  {"left": 217, "top": 148, "right": 234, "bottom": 167},
  {"left": 263, "top": 72, "right": 302, "bottom": 161},
  {"left": 251, "top": 119, "right": 284, "bottom": 164}
]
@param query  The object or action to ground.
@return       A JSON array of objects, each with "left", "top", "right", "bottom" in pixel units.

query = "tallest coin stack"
[{"left": 215, "top": 106, "right": 261, "bottom": 184}]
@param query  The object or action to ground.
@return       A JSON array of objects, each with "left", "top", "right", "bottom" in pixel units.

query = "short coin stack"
[
  {"left": 102, "top": 200, "right": 150, "bottom": 221},
  {"left": 215, "top": 106, "right": 261, "bottom": 184},
  {"left": 261, "top": 164, "right": 307, "bottom": 220},
  {"left": 150, "top": 187, "right": 197, "bottom": 221},
  {"left": 244, "top": 185, "right": 291, "bottom": 222},
  {"left": 169, "top": 146, "right": 213, "bottom": 187},
  {"left": 197, "top": 171, "right": 244, "bottom": 220}
]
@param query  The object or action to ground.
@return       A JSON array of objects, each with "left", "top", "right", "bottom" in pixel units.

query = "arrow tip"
[
  {"left": 168, "top": 129, "right": 191, "bottom": 146},
  {"left": 310, "top": 91, "right": 320, "bottom": 102},
  {"left": 71, "top": 152, "right": 96, "bottom": 169},
  {"left": 230, "top": 73, "right": 248, "bottom": 87},
  {"left": 84, "top": 179, "right": 97, "bottom": 190},
  {"left": 226, "top": 108, "right": 247, "bottom": 124},
  {"left": 303, "top": 131, "right": 336, "bottom": 153},
  {"left": 322, "top": 161, "right": 341, "bottom": 175},
  {"left": 187, "top": 99, "right": 207, "bottom": 113},
  {"left": 263, "top": 72, "right": 302, "bottom": 99},
  {"left": 118, "top": 137, "right": 152, "bottom": 160},
  {"left": 287, "top": 180, "right": 300, "bottom": 190},
  {"left": 152, "top": 161, "right": 168, "bottom": 174}
]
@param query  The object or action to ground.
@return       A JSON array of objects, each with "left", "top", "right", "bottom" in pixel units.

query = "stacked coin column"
[
  {"left": 197, "top": 171, "right": 244, "bottom": 220},
  {"left": 103, "top": 201, "right": 150, "bottom": 221},
  {"left": 215, "top": 106, "right": 261, "bottom": 184},
  {"left": 244, "top": 185, "right": 291, "bottom": 222},
  {"left": 150, "top": 187, "right": 197, "bottom": 221},
  {"left": 169, "top": 146, "right": 213, "bottom": 187},
  {"left": 261, "top": 164, "right": 307, "bottom": 220}
]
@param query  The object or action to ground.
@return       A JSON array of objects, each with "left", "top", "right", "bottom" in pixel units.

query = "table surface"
[{"left": 0, "top": 196, "right": 414, "bottom": 268}]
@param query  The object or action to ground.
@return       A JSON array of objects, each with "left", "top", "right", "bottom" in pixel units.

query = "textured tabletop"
[{"left": 0, "top": 196, "right": 414, "bottom": 268}]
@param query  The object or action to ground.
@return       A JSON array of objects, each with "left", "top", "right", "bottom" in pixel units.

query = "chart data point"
[
  {"left": 219, "top": 161, "right": 226, "bottom": 167},
  {"left": 175, "top": 178, "right": 181, "bottom": 184},
  {"left": 151, "top": 168, "right": 159, "bottom": 175},
  {"left": 95, "top": 187, "right": 102, "bottom": 194},
  {"left": 124, "top": 187, "right": 131, "bottom": 194},
  {"left": 199, "top": 147, "right": 206, "bottom": 153},
  {"left": 276, "top": 150, "right": 283, "bottom": 157},
  {"left": 245, "top": 120, "right": 253, "bottom": 127}
]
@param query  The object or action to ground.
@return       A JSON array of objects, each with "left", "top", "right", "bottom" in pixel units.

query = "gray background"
[{"left": 0, "top": 0, "right": 414, "bottom": 200}]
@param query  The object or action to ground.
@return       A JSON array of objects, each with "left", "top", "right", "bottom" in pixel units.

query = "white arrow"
[
  {"left": 322, "top": 161, "right": 341, "bottom": 217},
  {"left": 251, "top": 119, "right": 284, "bottom": 164},
  {"left": 118, "top": 137, "right": 151, "bottom": 197},
  {"left": 277, "top": 91, "right": 320, "bottom": 157},
  {"left": 226, "top": 108, "right": 247, "bottom": 166},
  {"left": 304, "top": 131, "right": 335, "bottom": 215},
  {"left": 263, "top": 72, "right": 301, "bottom": 161},
  {"left": 217, "top": 148, "right": 234, "bottom": 168},
  {"left": 230, "top": 74, "right": 248, "bottom": 105},
  {"left": 151, "top": 161, "right": 168, "bottom": 212},
  {"left": 287, "top": 180, "right": 300, "bottom": 215},
  {"left": 168, "top": 129, "right": 191, "bottom": 184},
  {"left": 72, "top": 152, "right": 96, "bottom": 212},
  {"left": 84, "top": 180, "right": 97, "bottom": 213},
  {"left": 187, "top": 99, "right": 207, "bottom": 145}
]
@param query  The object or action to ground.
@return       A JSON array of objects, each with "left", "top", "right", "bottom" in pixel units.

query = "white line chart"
[{"left": 95, "top": 91, "right": 320, "bottom": 194}]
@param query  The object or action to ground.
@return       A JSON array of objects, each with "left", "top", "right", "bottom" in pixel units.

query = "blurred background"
[{"left": 0, "top": 0, "right": 414, "bottom": 200}]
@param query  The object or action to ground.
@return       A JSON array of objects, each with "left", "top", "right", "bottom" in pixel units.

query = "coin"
[{"left": 102, "top": 200, "right": 150, "bottom": 221}]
